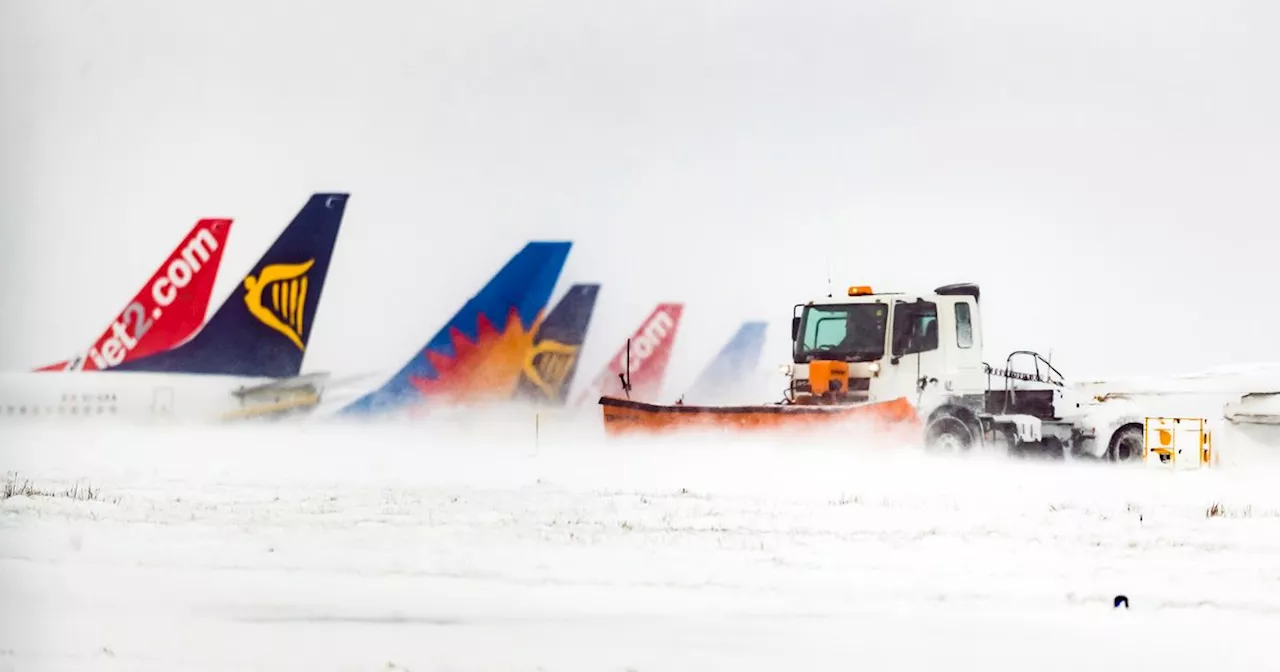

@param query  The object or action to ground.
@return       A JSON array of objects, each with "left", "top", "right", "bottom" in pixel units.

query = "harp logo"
[
  {"left": 243, "top": 260, "right": 315, "bottom": 351},
  {"left": 522, "top": 340, "right": 579, "bottom": 399}
]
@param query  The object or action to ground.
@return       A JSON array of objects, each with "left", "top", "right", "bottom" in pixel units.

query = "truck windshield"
[{"left": 794, "top": 303, "right": 888, "bottom": 363}]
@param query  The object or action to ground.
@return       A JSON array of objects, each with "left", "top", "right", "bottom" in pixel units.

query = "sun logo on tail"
[
  {"left": 408, "top": 307, "right": 544, "bottom": 406},
  {"left": 243, "top": 260, "right": 315, "bottom": 351}
]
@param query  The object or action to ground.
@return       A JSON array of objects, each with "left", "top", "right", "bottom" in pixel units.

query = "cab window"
[
  {"left": 955, "top": 302, "right": 973, "bottom": 349},
  {"left": 892, "top": 301, "right": 939, "bottom": 356}
]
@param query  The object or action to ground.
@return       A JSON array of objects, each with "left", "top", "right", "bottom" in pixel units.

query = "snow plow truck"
[{"left": 599, "top": 283, "right": 1212, "bottom": 464}]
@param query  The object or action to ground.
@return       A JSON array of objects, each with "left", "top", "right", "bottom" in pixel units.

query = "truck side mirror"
[{"left": 791, "top": 316, "right": 800, "bottom": 340}]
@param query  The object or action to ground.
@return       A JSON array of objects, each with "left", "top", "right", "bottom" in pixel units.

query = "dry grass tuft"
[{"left": 2, "top": 472, "right": 101, "bottom": 502}]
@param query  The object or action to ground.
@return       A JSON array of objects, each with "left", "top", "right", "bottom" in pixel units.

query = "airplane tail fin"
[
  {"left": 511, "top": 283, "right": 600, "bottom": 405},
  {"left": 682, "top": 321, "right": 769, "bottom": 404},
  {"left": 35, "top": 218, "right": 233, "bottom": 372},
  {"left": 576, "top": 303, "right": 684, "bottom": 405},
  {"left": 339, "top": 241, "right": 572, "bottom": 416},
  {"left": 113, "top": 193, "right": 349, "bottom": 377}
]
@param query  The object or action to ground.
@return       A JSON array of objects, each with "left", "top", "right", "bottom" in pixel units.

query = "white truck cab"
[
  {"left": 787, "top": 284, "right": 987, "bottom": 404},
  {"left": 785, "top": 283, "right": 1143, "bottom": 460}
]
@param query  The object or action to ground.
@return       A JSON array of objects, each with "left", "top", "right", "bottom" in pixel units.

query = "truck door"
[
  {"left": 888, "top": 300, "right": 945, "bottom": 405},
  {"left": 946, "top": 297, "right": 986, "bottom": 394}
]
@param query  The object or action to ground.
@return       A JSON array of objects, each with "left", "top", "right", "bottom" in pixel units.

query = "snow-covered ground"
[{"left": 3, "top": 415, "right": 1280, "bottom": 671}]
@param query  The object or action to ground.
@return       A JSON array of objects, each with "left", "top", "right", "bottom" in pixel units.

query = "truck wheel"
[
  {"left": 925, "top": 414, "right": 975, "bottom": 453},
  {"left": 1107, "top": 424, "right": 1144, "bottom": 462}
]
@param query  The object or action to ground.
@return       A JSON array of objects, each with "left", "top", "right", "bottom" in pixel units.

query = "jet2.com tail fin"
[
  {"left": 576, "top": 303, "right": 684, "bottom": 405},
  {"left": 339, "top": 241, "right": 572, "bottom": 416},
  {"left": 511, "top": 283, "right": 600, "bottom": 406},
  {"left": 681, "top": 320, "right": 769, "bottom": 405},
  {"left": 112, "top": 193, "right": 349, "bottom": 378},
  {"left": 35, "top": 218, "right": 234, "bottom": 372}
]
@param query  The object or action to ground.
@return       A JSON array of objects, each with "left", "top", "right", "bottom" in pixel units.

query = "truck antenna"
[{"left": 826, "top": 256, "right": 833, "bottom": 298}]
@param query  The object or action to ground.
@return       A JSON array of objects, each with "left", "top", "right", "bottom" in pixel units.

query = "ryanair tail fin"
[
  {"left": 511, "top": 283, "right": 600, "bottom": 405},
  {"left": 113, "top": 193, "right": 349, "bottom": 378},
  {"left": 681, "top": 321, "right": 769, "bottom": 404},
  {"left": 339, "top": 241, "right": 572, "bottom": 416}
]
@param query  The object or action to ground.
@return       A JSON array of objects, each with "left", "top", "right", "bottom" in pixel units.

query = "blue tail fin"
[
  {"left": 113, "top": 193, "right": 349, "bottom": 378},
  {"left": 511, "top": 283, "right": 600, "bottom": 405},
  {"left": 339, "top": 241, "right": 572, "bottom": 416},
  {"left": 682, "top": 321, "right": 769, "bottom": 404}
]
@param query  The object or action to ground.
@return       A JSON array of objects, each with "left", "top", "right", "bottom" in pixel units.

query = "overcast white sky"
[{"left": 3, "top": 0, "right": 1279, "bottom": 399}]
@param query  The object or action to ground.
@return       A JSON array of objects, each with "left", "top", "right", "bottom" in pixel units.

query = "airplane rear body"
[
  {"left": 337, "top": 241, "right": 572, "bottom": 418},
  {"left": 1, "top": 194, "right": 350, "bottom": 424},
  {"left": 35, "top": 218, "right": 233, "bottom": 372},
  {"left": 575, "top": 303, "right": 684, "bottom": 405},
  {"left": 512, "top": 283, "right": 599, "bottom": 406},
  {"left": 0, "top": 371, "right": 278, "bottom": 423}
]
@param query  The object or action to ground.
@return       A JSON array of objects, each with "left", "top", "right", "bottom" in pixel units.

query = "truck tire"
[
  {"left": 925, "top": 413, "right": 976, "bottom": 453},
  {"left": 1107, "top": 424, "right": 1144, "bottom": 463}
]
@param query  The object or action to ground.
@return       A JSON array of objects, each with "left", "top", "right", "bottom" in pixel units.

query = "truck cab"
[
  {"left": 787, "top": 284, "right": 987, "bottom": 407},
  {"left": 784, "top": 283, "right": 1126, "bottom": 458}
]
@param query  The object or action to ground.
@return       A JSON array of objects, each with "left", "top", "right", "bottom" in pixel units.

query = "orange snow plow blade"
[{"left": 599, "top": 395, "right": 921, "bottom": 437}]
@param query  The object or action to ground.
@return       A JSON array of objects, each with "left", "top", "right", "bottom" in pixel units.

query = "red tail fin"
[
  {"left": 35, "top": 218, "right": 232, "bottom": 371},
  {"left": 577, "top": 303, "right": 684, "bottom": 404}
]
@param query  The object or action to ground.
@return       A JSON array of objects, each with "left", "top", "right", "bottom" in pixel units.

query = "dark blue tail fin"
[
  {"left": 113, "top": 193, "right": 349, "bottom": 378},
  {"left": 511, "top": 283, "right": 600, "bottom": 405},
  {"left": 338, "top": 241, "right": 572, "bottom": 416},
  {"left": 682, "top": 321, "right": 769, "bottom": 404}
]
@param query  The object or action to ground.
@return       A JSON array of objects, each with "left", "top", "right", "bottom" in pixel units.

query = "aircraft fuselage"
[{"left": 0, "top": 371, "right": 281, "bottom": 424}]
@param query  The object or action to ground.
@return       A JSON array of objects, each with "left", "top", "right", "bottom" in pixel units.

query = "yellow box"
[{"left": 1143, "top": 417, "right": 1215, "bottom": 468}]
